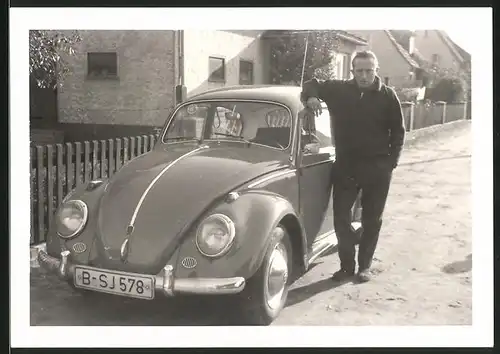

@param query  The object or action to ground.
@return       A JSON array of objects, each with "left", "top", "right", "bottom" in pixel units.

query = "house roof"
[
  {"left": 261, "top": 30, "right": 368, "bottom": 45},
  {"left": 436, "top": 30, "right": 471, "bottom": 63},
  {"left": 383, "top": 30, "right": 420, "bottom": 69},
  {"left": 409, "top": 47, "right": 427, "bottom": 65}
]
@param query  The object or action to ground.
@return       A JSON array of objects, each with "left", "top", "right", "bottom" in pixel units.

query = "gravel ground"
[{"left": 30, "top": 120, "right": 472, "bottom": 326}]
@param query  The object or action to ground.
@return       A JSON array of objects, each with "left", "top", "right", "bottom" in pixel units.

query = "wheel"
[{"left": 237, "top": 225, "right": 292, "bottom": 325}]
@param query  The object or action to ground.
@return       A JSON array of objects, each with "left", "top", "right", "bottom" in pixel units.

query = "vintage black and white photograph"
[{"left": 11, "top": 6, "right": 492, "bottom": 348}]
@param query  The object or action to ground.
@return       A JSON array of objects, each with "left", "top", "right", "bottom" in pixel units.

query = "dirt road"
[{"left": 30, "top": 121, "right": 472, "bottom": 326}]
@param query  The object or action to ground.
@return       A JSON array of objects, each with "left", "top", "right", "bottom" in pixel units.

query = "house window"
[
  {"left": 334, "top": 52, "right": 350, "bottom": 80},
  {"left": 87, "top": 52, "right": 118, "bottom": 78},
  {"left": 239, "top": 60, "right": 254, "bottom": 85},
  {"left": 342, "top": 54, "right": 351, "bottom": 78},
  {"left": 209, "top": 56, "right": 225, "bottom": 82},
  {"left": 432, "top": 54, "right": 440, "bottom": 65}
]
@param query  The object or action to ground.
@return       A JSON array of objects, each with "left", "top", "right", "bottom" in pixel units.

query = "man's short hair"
[{"left": 351, "top": 50, "right": 379, "bottom": 68}]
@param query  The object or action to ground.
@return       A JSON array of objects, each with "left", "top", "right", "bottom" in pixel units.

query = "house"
[
  {"left": 30, "top": 29, "right": 366, "bottom": 144},
  {"left": 320, "top": 30, "right": 368, "bottom": 80},
  {"left": 410, "top": 30, "right": 471, "bottom": 72},
  {"left": 348, "top": 30, "right": 424, "bottom": 88}
]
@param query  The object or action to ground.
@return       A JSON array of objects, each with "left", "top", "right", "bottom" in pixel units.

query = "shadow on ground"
[
  {"left": 30, "top": 259, "right": 330, "bottom": 326},
  {"left": 441, "top": 254, "right": 472, "bottom": 274},
  {"left": 30, "top": 268, "right": 248, "bottom": 326},
  {"left": 286, "top": 276, "right": 351, "bottom": 307}
]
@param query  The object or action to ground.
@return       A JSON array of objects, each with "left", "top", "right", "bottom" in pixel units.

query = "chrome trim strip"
[
  {"left": 128, "top": 145, "right": 209, "bottom": 227},
  {"left": 247, "top": 169, "right": 297, "bottom": 189},
  {"left": 300, "top": 159, "right": 334, "bottom": 168},
  {"left": 120, "top": 238, "right": 130, "bottom": 261}
]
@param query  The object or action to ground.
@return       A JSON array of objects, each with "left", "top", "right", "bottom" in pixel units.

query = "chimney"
[{"left": 408, "top": 31, "right": 416, "bottom": 55}]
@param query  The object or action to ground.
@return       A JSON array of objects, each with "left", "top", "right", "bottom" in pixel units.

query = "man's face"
[{"left": 352, "top": 57, "right": 378, "bottom": 88}]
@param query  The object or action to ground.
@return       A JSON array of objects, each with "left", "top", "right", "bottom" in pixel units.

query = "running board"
[
  {"left": 306, "top": 222, "right": 362, "bottom": 268},
  {"left": 306, "top": 231, "right": 337, "bottom": 267}
]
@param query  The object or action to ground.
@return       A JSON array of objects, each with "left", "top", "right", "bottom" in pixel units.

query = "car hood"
[{"left": 93, "top": 142, "right": 289, "bottom": 272}]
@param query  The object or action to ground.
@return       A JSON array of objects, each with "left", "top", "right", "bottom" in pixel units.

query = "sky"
[{"left": 442, "top": 29, "right": 472, "bottom": 53}]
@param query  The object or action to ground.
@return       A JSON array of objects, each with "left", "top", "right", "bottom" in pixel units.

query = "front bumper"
[{"left": 37, "top": 249, "right": 246, "bottom": 297}]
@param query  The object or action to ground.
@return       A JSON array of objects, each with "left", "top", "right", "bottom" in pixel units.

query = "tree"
[
  {"left": 268, "top": 30, "right": 342, "bottom": 85},
  {"left": 29, "top": 30, "right": 82, "bottom": 89},
  {"left": 411, "top": 56, "right": 471, "bottom": 103}
]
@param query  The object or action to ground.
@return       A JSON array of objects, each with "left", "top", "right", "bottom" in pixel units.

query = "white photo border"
[{"left": 10, "top": 6, "right": 493, "bottom": 348}]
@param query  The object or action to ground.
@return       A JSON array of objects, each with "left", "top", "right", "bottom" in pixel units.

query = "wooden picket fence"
[{"left": 30, "top": 133, "right": 160, "bottom": 245}]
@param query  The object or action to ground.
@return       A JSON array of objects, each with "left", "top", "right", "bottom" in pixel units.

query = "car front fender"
[
  {"left": 44, "top": 180, "right": 109, "bottom": 259},
  {"left": 173, "top": 190, "right": 305, "bottom": 280}
]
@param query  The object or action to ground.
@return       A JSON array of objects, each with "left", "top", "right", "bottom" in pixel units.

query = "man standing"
[{"left": 300, "top": 50, "right": 406, "bottom": 283}]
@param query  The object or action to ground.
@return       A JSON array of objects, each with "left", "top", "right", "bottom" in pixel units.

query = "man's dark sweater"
[{"left": 301, "top": 76, "right": 406, "bottom": 169}]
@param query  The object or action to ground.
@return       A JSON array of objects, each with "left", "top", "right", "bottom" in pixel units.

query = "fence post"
[
  {"left": 436, "top": 101, "right": 447, "bottom": 125},
  {"left": 108, "top": 139, "right": 114, "bottom": 177},
  {"left": 30, "top": 147, "right": 36, "bottom": 244},
  {"left": 401, "top": 101, "right": 415, "bottom": 131},
  {"left": 36, "top": 146, "right": 45, "bottom": 243},
  {"left": 460, "top": 101, "right": 467, "bottom": 120}
]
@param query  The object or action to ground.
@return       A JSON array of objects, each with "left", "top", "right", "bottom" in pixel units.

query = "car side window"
[{"left": 301, "top": 104, "right": 335, "bottom": 155}]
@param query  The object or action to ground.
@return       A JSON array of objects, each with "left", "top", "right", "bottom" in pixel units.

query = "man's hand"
[{"left": 306, "top": 97, "right": 323, "bottom": 117}]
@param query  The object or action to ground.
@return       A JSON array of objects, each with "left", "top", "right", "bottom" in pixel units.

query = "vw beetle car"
[{"left": 38, "top": 85, "right": 362, "bottom": 325}]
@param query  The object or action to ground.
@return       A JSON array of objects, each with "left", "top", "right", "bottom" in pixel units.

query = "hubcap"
[{"left": 264, "top": 241, "right": 289, "bottom": 311}]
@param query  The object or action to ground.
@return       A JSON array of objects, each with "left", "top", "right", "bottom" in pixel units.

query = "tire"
[{"left": 237, "top": 224, "right": 293, "bottom": 325}]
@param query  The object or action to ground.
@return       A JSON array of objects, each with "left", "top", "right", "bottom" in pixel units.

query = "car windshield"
[{"left": 162, "top": 101, "right": 293, "bottom": 150}]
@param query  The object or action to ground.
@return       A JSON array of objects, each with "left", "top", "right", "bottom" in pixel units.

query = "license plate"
[{"left": 74, "top": 266, "right": 155, "bottom": 300}]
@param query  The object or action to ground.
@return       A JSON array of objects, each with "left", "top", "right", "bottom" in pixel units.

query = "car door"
[{"left": 297, "top": 104, "right": 362, "bottom": 250}]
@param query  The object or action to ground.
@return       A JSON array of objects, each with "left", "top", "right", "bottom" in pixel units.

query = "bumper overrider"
[{"left": 37, "top": 250, "right": 246, "bottom": 297}]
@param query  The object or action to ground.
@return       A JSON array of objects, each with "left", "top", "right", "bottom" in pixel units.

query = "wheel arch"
[{"left": 279, "top": 213, "right": 307, "bottom": 276}]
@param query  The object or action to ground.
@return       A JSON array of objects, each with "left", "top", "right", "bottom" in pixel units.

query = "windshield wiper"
[{"left": 213, "top": 133, "right": 252, "bottom": 145}]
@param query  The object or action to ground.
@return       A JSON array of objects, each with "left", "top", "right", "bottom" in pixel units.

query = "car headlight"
[
  {"left": 56, "top": 200, "right": 88, "bottom": 239},
  {"left": 195, "top": 214, "right": 236, "bottom": 257}
]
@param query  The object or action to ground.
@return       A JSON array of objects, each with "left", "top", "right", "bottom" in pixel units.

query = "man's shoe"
[
  {"left": 331, "top": 269, "right": 355, "bottom": 282},
  {"left": 356, "top": 269, "right": 371, "bottom": 283}
]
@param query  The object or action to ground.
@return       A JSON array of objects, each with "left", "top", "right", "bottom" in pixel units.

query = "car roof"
[{"left": 187, "top": 85, "right": 304, "bottom": 108}]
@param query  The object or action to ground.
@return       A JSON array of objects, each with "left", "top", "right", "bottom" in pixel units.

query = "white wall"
[{"left": 183, "top": 30, "right": 267, "bottom": 97}]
